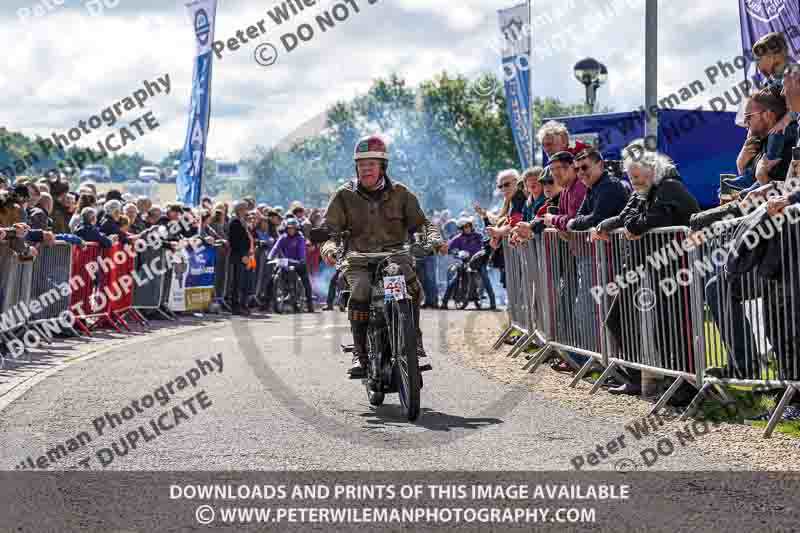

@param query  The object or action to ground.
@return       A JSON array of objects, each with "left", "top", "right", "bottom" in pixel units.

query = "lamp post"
[{"left": 574, "top": 57, "right": 607, "bottom": 112}]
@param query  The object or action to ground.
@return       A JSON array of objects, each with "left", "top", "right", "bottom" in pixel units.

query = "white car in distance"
[{"left": 138, "top": 166, "right": 161, "bottom": 182}]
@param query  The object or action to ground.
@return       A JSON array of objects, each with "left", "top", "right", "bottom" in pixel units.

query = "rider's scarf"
[{"left": 355, "top": 175, "right": 385, "bottom": 195}]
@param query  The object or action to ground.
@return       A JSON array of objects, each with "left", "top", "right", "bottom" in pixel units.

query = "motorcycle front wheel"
[
  {"left": 273, "top": 276, "right": 285, "bottom": 314},
  {"left": 388, "top": 298, "right": 420, "bottom": 421},
  {"left": 455, "top": 275, "right": 470, "bottom": 310}
]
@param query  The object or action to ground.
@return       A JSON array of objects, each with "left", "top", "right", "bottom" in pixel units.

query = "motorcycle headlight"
[
  {"left": 289, "top": 266, "right": 295, "bottom": 271},
  {"left": 458, "top": 251, "right": 470, "bottom": 259}
]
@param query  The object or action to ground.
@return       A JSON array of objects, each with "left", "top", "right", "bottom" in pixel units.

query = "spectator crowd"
[
  {"left": 486, "top": 31, "right": 800, "bottom": 418},
  {"left": 3, "top": 30, "right": 800, "bottom": 419}
]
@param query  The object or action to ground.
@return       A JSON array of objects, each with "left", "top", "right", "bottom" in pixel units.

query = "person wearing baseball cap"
[{"left": 535, "top": 166, "right": 562, "bottom": 220}]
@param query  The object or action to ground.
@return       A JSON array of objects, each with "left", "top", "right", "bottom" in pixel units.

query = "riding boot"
[{"left": 347, "top": 303, "right": 370, "bottom": 378}]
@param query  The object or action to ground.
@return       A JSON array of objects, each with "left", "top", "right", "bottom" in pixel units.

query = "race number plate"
[
  {"left": 383, "top": 275, "right": 407, "bottom": 301},
  {"left": 279, "top": 258, "right": 289, "bottom": 268}
]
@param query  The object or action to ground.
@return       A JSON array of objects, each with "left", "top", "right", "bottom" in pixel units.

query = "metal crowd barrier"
[
  {"left": 525, "top": 230, "right": 607, "bottom": 379},
  {"left": 29, "top": 241, "right": 77, "bottom": 339},
  {"left": 493, "top": 238, "right": 548, "bottom": 359},
  {"left": 0, "top": 242, "right": 36, "bottom": 363},
  {"left": 683, "top": 206, "right": 800, "bottom": 437},
  {"left": 69, "top": 242, "right": 142, "bottom": 332},
  {"left": 213, "top": 242, "right": 230, "bottom": 310},
  {"left": 70, "top": 243, "right": 103, "bottom": 334},
  {"left": 593, "top": 227, "right": 699, "bottom": 412},
  {"left": 132, "top": 245, "right": 167, "bottom": 319},
  {"left": 105, "top": 243, "right": 148, "bottom": 330},
  {"left": 494, "top": 210, "right": 800, "bottom": 438},
  {"left": 491, "top": 240, "right": 530, "bottom": 352}
]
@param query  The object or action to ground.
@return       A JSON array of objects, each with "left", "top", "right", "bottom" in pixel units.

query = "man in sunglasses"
[
  {"left": 542, "top": 151, "right": 587, "bottom": 234},
  {"left": 732, "top": 92, "right": 796, "bottom": 198},
  {"left": 555, "top": 148, "right": 630, "bottom": 364},
  {"left": 567, "top": 149, "right": 629, "bottom": 232}
]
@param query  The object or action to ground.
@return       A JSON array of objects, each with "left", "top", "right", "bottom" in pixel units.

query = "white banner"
[{"left": 497, "top": 3, "right": 530, "bottom": 60}]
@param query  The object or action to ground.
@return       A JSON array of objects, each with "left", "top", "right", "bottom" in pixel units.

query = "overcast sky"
[{"left": 0, "top": 0, "right": 744, "bottom": 163}]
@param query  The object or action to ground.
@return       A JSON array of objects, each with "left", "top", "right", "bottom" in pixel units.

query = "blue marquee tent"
[{"left": 547, "top": 109, "right": 745, "bottom": 208}]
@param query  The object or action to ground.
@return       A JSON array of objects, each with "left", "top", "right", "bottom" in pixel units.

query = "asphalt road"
[{"left": 0, "top": 310, "right": 742, "bottom": 471}]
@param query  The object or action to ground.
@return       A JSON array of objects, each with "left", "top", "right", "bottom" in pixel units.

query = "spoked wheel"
[
  {"left": 294, "top": 277, "right": 306, "bottom": 313},
  {"left": 471, "top": 273, "right": 483, "bottom": 309},
  {"left": 388, "top": 299, "right": 420, "bottom": 421},
  {"left": 273, "top": 278, "right": 285, "bottom": 314},
  {"left": 365, "top": 326, "right": 384, "bottom": 406},
  {"left": 455, "top": 275, "right": 470, "bottom": 310}
]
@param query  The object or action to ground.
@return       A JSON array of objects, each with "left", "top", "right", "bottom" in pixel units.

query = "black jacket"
[
  {"left": 228, "top": 217, "right": 251, "bottom": 258},
  {"left": 598, "top": 177, "right": 700, "bottom": 235},
  {"left": 570, "top": 172, "right": 630, "bottom": 231},
  {"left": 99, "top": 216, "right": 129, "bottom": 244},
  {"left": 726, "top": 205, "right": 799, "bottom": 281}
]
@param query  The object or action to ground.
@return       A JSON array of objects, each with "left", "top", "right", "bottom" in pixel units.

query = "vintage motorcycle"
[
  {"left": 269, "top": 257, "right": 308, "bottom": 314},
  {"left": 311, "top": 228, "right": 437, "bottom": 421},
  {"left": 447, "top": 249, "right": 486, "bottom": 310}
]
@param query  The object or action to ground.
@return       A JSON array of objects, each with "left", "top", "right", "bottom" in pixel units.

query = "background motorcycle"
[
  {"left": 447, "top": 249, "right": 486, "bottom": 310},
  {"left": 269, "top": 258, "right": 307, "bottom": 314}
]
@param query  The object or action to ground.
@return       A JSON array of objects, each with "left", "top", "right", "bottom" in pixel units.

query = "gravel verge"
[{"left": 446, "top": 315, "right": 800, "bottom": 471}]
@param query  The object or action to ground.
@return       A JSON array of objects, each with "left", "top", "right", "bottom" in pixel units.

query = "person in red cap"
[{"left": 320, "top": 134, "right": 447, "bottom": 378}]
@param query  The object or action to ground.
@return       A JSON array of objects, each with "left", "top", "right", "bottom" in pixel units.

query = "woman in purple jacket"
[
  {"left": 267, "top": 218, "right": 315, "bottom": 313},
  {"left": 440, "top": 218, "right": 496, "bottom": 310}
]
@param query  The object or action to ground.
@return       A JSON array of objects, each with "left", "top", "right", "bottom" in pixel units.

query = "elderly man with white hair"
[
  {"left": 537, "top": 120, "right": 591, "bottom": 159},
  {"left": 591, "top": 144, "right": 700, "bottom": 397},
  {"left": 99, "top": 199, "right": 129, "bottom": 244}
]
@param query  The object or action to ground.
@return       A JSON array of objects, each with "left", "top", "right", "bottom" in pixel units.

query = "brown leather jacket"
[{"left": 321, "top": 177, "right": 440, "bottom": 256}]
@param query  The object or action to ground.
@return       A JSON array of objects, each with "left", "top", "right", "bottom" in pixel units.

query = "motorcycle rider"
[
  {"left": 268, "top": 217, "right": 315, "bottom": 313},
  {"left": 440, "top": 218, "right": 496, "bottom": 310},
  {"left": 321, "top": 134, "right": 446, "bottom": 378}
]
